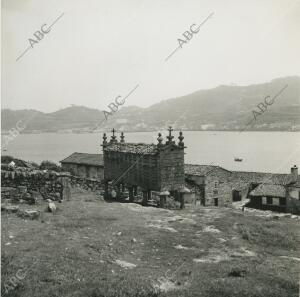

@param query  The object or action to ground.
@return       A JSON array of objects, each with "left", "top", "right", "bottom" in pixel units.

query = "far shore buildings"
[{"left": 60, "top": 130, "right": 300, "bottom": 214}]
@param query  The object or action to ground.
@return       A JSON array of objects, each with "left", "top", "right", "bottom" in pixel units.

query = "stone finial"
[
  {"left": 157, "top": 132, "right": 163, "bottom": 147},
  {"left": 166, "top": 126, "right": 174, "bottom": 144},
  {"left": 110, "top": 128, "right": 117, "bottom": 143},
  {"left": 103, "top": 133, "right": 107, "bottom": 145},
  {"left": 120, "top": 132, "right": 125, "bottom": 143},
  {"left": 178, "top": 131, "right": 184, "bottom": 146}
]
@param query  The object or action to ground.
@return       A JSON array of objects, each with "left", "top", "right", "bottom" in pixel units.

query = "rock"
[
  {"left": 1, "top": 205, "right": 19, "bottom": 213},
  {"left": 17, "top": 209, "right": 40, "bottom": 220},
  {"left": 47, "top": 202, "right": 56, "bottom": 213},
  {"left": 228, "top": 268, "right": 247, "bottom": 277},
  {"left": 18, "top": 186, "right": 27, "bottom": 195},
  {"left": 132, "top": 238, "right": 137, "bottom": 243}
]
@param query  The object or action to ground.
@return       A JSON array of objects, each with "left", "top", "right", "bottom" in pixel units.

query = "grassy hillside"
[{"left": 2, "top": 191, "right": 299, "bottom": 297}]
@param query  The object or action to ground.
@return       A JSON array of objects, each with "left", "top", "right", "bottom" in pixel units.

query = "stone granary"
[{"left": 102, "top": 128, "right": 186, "bottom": 206}]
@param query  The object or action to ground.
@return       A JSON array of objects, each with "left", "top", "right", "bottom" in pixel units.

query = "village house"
[
  {"left": 60, "top": 152, "right": 104, "bottom": 180},
  {"left": 184, "top": 164, "right": 234, "bottom": 207},
  {"left": 185, "top": 162, "right": 300, "bottom": 214},
  {"left": 248, "top": 165, "right": 300, "bottom": 214}
]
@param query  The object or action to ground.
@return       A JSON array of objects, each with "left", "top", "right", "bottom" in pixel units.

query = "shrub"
[
  {"left": 1, "top": 155, "right": 14, "bottom": 164},
  {"left": 39, "top": 160, "right": 62, "bottom": 172}
]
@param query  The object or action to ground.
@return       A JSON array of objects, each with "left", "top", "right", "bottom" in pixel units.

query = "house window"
[
  {"left": 214, "top": 181, "right": 218, "bottom": 188},
  {"left": 298, "top": 191, "right": 300, "bottom": 200},
  {"left": 266, "top": 197, "right": 272, "bottom": 205},
  {"left": 213, "top": 189, "right": 218, "bottom": 195}
]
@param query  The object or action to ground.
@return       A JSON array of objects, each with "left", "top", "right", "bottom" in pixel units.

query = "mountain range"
[{"left": 2, "top": 76, "right": 300, "bottom": 133}]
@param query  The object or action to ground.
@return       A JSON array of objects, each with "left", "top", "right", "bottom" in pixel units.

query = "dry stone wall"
[{"left": 1, "top": 168, "right": 71, "bottom": 202}]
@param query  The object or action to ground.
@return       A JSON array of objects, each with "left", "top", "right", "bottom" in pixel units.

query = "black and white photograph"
[{"left": 1, "top": 1, "right": 300, "bottom": 296}]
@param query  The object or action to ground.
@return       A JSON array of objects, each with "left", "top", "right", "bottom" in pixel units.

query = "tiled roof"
[
  {"left": 104, "top": 143, "right": 158, "bottom": 155},
  {"left": 231, "top": 171, "right": 298, "bottom": 186},
  {"left": 60, "top": 153, "right": 103, "bottom": 166},
  {"left": 287, "top": 179, "right": 300, "bottom": 187},
  {"left": 184, "top": 164, "right": 231, "bottom": 176},
  {"left": 249, "top": 184, "right": 286, "bottom": 198}
]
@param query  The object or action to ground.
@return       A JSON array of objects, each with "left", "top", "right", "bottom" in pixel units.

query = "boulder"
[
  {"left": 47, "top": 202, "right": 56, "bottom": 213},
  {"left": 18, "top": 209, "right": 40, "bottom": 220},
  {"left": 1, "top": 205, "right": 19, "bottom": 213}
]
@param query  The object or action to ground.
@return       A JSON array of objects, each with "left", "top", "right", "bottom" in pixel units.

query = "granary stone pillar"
[
  {"left": 133, "top": 186, "right": 138, "bottom": 196},
  {"left": 142, "top": 190, "right": 148, "bottom": 206},
  {"left": 179, "top": 187, "right": 190, "bottom": 209},
  {"left": 128, "top": 186, "right": 134, "bottom": 202},
  {"left": 104, "top": 181, "right": 109, "bottom": 200},
  {"left": 121, "top": 183, "right": 125, "bottom": 193},
  {"left": 179, "top": 192, "right": 185, "bottom": 209},
  {"left": 160, "top": 196, "right": 166, "bottom": 208},
  {"left": 116, "top": 184, "right": 121, "bottom": 201},
  {"left": 159, "top": 191, "right": 170, "bottom": 208}
]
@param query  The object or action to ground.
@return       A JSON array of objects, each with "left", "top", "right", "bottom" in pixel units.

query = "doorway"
[
  {"left": 214, "top": 198, "right": 218, "bottom": 206},
  {"left": 232, "top": 190, "right": 242, "bottom": 202}
]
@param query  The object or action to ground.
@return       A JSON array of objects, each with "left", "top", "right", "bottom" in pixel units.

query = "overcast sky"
[{"left": 2, "top": 0, "right": 300, "bottom": 112}]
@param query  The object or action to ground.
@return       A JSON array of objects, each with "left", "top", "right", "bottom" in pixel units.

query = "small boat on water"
[{"left": 234, "top": 157, "right": 243, "bottom": 162}]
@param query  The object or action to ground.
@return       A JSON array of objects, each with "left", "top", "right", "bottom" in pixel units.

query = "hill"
[{"left": 2, "top": 76, "right": 300, "bottom": 133}]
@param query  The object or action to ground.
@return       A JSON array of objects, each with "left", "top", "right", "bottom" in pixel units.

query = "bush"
[
  {"left": 1, "top": 155, "right": 29, "bottom": 167},
  {"left": 1, "top": 155, "right": 14, "bottom": 164},
  {"left": 39, "top": 160, "right": 62, "bottom": 172},
  {"left": 28, "top": 161, "right": 39, "bottom": 168}
]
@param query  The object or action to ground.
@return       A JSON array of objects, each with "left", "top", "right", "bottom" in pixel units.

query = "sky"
[{"left": 2, "top": 0, "right": 300, "bottom": 112}]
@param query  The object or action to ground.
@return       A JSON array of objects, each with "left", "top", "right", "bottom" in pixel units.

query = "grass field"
[{"left": 1, "top": 190, "right": 300, "bottom": 297}]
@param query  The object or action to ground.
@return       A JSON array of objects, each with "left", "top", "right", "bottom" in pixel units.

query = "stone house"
[
  {"left": 60, "top": 152, "right": 104, "bottom": 180},
  {"left": 248, "top": 165, "right": 300, "bottom": 214},
  {"left": 185, "top": 164, "right": 233, "bottom": 207},
  {"left": 248, "top": 184, "right": 287, "bottom": 212},
  {"left": 184, "top": 163, "right": 300, "bottom": 213}
]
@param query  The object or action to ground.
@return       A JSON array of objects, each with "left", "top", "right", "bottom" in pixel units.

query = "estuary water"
[{"left": 2, "top": 131, "right": 300, "bottom": 174}]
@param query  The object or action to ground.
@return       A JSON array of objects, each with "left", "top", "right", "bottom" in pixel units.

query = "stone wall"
[
  {"left": 1, "top": 167, "right": 71, "bottom": 202},
  {"left": 69, "top": 175, "right": 104, "bottom": 193}
]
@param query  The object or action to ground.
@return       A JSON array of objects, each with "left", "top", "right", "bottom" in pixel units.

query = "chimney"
[{"left": 291, "top": 165, "right": 298, "bottom": 182}]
